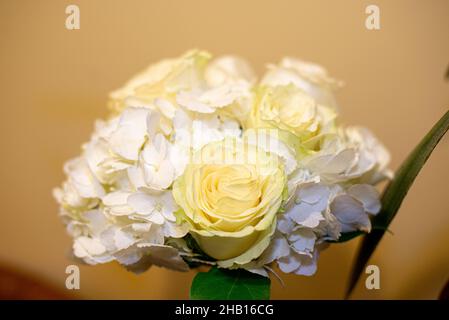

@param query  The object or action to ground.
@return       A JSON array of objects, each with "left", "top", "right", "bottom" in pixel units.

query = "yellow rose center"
[{"left": 200, "top": 164, "right": 262, "bottom": 218}]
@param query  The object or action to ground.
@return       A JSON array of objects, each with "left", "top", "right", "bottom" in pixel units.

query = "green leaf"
[
  {"left": 190, "top": 266, "right": 270, "bottom": 300},
  {"left": 346, "top": 110, "right": 449, "bottom": 298}
]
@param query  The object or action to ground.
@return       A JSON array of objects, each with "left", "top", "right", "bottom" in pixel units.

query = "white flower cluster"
[{"left": 54, "top": 50, "right": 391, "bottom": 276}]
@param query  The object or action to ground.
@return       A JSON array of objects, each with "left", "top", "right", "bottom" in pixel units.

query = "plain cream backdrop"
[{"left": 0, "top": 0, "right": 448, "bottom": 299}]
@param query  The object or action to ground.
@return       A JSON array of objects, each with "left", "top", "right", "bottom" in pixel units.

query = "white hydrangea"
[{"left": 304, "top": 126, "right": 393, "bottom": 184}]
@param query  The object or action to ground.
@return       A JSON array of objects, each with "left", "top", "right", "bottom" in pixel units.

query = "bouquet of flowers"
[{"left": 54, "top": 50, "right": 397, "bottom": 298}]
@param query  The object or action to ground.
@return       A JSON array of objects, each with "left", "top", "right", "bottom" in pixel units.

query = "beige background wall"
[{"left": 0, "top": 0, "right": 448, "bottom": 299}]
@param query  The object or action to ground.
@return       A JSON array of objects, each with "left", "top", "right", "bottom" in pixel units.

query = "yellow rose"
[
  {"left": 172, "top": 138, "right": 286, "bottom": 267},
  {"left": 108, "top": 50, "right": 211, "bottom": 113},
  {"left": 246, "top": 84, "right": 336, "bottom": 144}
]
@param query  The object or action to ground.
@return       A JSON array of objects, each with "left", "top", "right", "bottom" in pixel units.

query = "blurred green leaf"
[
  {"left": 190, "top": 266, "right": 270, "bottom": 300},
  {"left": 346, "top": 110, "right": 449, "bottom": 298}
]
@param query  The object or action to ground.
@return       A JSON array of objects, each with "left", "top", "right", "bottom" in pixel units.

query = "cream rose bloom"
[
  {"left": 172, "top": 137, "right": 286, "bottom": 267},
  {"left": 108, "top": 50, "right": 211, "bottom": 112},
  {"left": 262, "top": 57, "right": 342, "bottom": 110},
  {"left": 246, "top": 84, "right": 336, "bottom": 145}
]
